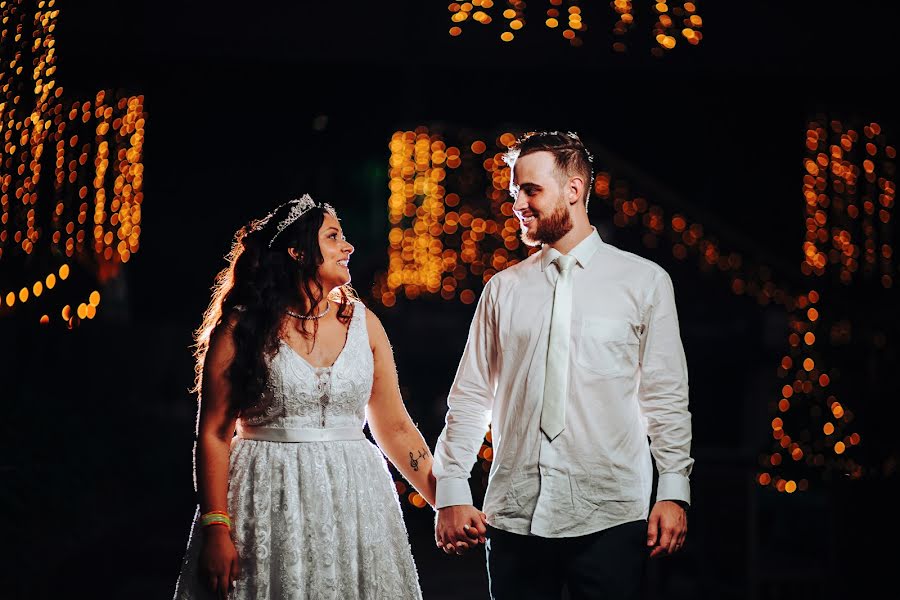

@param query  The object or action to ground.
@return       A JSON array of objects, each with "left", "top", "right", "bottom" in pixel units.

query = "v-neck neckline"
[{"left": 279, "top": 303, "right": 355, "bottom": 371}]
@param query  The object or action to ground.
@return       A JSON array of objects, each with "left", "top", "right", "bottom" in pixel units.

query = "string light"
[
  {"left": 802, "top": 118, "right": 894, "bottom": 287},
  {"left": 0, "top": 0, "right": 145, "bottom": 327},
  {"left": 375, "top": 128, "right": 532, "bottom": 309},
  {"left": 759, "top": 116, "right": 895, "bottom": 494},
  {"left": 449, "top": 1, "right": 703, "bottom": 52}
]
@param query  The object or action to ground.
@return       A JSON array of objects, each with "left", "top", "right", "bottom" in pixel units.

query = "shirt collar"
[{"left": 540, "top": 227, "right": 604, "bottom": 271}]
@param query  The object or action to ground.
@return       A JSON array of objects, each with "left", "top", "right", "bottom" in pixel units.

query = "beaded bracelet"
[{"left": 200, "top": 511, "right": 232, "bottom": 529}]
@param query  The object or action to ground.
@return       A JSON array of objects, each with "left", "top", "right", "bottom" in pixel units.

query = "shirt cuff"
[
  {"left": 655, "top": 472, "right": 691, "bottom": 507},
  {"left": 435, "top": 478, "right": 474, "bottom": 509}
]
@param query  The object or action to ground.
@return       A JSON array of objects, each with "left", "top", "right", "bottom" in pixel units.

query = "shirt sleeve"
[
  {"left": 638, "top": 268, "right": 694, "bottom": 506},
  {"left": 433, "top": 280, "right": 498, "bottom": 509}
]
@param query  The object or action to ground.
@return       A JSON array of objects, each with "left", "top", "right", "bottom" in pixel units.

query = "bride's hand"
[{"left": 200, "top": 527, "right": 241, "bottom": 599}]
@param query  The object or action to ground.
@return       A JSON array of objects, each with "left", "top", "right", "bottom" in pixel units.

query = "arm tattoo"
[{"left": 409, "top": 449, "right": 429, "bottom": 471}]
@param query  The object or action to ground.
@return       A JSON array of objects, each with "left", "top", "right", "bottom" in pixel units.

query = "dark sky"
[{"left": 49, "top": 1, "right": 900, "bottom": 326}]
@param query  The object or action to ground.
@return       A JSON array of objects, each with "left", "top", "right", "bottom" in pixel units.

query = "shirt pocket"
[{"left": 574, "top": 317, "right": 640, "bottom": 378}]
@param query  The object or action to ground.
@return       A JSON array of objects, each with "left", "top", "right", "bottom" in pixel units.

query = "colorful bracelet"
[{"left": 200, "top": 511, "right": 232, "bottom": 529}]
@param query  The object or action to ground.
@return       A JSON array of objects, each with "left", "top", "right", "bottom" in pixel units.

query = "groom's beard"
[{"left": 520, "top": 198, "right": 573, "bottom": 247}]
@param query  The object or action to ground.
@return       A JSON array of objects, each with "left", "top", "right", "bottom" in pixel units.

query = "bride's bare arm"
[
  {"left": 195, "top": 317, "right": 241, "bottom": 595},
  {"left": 364, "top": 310, "right": 437, "bottom": 507}
]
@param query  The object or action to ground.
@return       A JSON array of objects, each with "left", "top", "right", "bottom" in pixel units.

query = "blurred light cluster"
[
  {"left": 595, "top": 171, "right": 794, "bottom": 309},
  {"left": 0, "top": 0, "right": 145, "bottom": 328},
  {"left": 448, "top": 1, "right": 703, "bottom": 53},
  {"left": 758, "top": 289, "right": 863, "bottom": 494},
  {"left": 374, "top": 127, "right": 534, "bottom": 308},
  {"left": 757, "top": 117, "right": 897, "bottom": 494},
  {"left": 802, "top": 118, "right": 895, "bottom": 288}
]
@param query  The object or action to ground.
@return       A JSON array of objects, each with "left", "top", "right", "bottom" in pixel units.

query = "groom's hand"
[{"left": 435, "top": 505, "right": 487, "bottom": 556}]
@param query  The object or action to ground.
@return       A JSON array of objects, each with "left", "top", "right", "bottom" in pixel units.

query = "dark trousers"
[{"left": 486, "top": 520, "right": 647, "bottom": 600}]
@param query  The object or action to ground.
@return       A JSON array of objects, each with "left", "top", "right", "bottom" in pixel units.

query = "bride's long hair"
[{"left": 192, "top": 200, "right": 356, "bottom": 413}]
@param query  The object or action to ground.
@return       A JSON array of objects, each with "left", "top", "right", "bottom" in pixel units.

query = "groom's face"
[{"left": 511, "top": 151, "right": 573, "bottom": 247}]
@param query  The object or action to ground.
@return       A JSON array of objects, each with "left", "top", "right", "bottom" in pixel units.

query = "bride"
[{"left": 173, "top": 195, "right": 443, "bottom": 599}]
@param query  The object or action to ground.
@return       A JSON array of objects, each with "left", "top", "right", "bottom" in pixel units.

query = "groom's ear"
[{"left": 568, "top": 175, "right": 585, "bottom": 206}]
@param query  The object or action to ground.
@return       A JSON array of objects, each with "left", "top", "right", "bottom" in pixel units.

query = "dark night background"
[{"left": 2, "top": 2, "right": 899, "bottom": 598}]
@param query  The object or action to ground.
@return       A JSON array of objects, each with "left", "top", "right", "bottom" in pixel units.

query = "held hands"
[
  {"left": 199, "top": 526, "right": 241, "bottom": 599},
  {"left": 647, "top": 500, "right": 688, "bottom": 558},
  {"left": 435, "top": 504, "right": 489, "bottom": 556}
]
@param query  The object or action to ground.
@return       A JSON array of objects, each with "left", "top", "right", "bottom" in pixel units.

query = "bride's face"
[{"left": 316, "top": 213, "right": 354, "bottom": 289}]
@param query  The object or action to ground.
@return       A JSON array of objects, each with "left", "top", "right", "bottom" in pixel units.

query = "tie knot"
[{"left": 555, "top": 255, "right": 577, "bottom": 273}]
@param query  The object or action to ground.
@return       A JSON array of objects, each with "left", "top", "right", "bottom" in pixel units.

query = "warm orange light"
[
  {"left": 758, "top": 473, "right": 771, "bottom": 486},
  {"left": 771, "top": 418, "right": 783, "bottom": 430},
  {"left": 59, "top": 264, "right": 70, "bottom": 280},
  {"left": 804, "top": 332, "right": 815, "bottom": 345},
  {"left": 831, "top": 402, "right": 844, "bottom": 419},
  {"left": 785, "top": 480, "right": 797, "bottom": 493},
  {"left": 89, "top": 291, "right": 101, "bottom": 306},
  {"left": 834, "top": 441, "right": 846, "bottom": 454},
  {"left": 807, "top": 307, "right": 819, "bottom": 321},
  {"left": 782, "top": 385, "right": 793, "bottom": 398},
  {"left": 778, "top": 399, "right": 790, "bottom": 412},
  {"left": 823, "top": 422, "right": 835, "bottom": 435},
  {"left": 803, "top": 358, "right": 815, "bottom": 371}
]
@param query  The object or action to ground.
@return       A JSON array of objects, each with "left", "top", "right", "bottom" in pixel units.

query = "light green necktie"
[{"left": 541, "top": 254, "right": 577, "bottom": 441}]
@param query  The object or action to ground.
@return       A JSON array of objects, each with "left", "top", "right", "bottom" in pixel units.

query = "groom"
[{"left": 433, "top": 131, "right": 693, "bottom": 599}]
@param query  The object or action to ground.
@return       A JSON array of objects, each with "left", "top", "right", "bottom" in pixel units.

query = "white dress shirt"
[{"left": 433, "top": 228, "right": 693, "bottom": 538}]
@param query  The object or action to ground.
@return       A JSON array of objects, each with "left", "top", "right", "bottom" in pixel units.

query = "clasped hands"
[
  {"left": 434, "top": 504, "right": 489, "bottom": 555},
  {"left": 435, "top": 500, "right": 687, "bottom": 558}
]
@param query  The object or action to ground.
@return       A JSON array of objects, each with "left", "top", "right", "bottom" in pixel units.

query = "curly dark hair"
[
  {"left": 192, "top": 198, "right": 356, "bottom": 413},
  {"left": 504, "top": 130, "right": 595, "bottom": 211}
]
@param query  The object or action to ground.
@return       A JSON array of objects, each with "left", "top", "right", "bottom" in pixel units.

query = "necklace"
[{"left": 286, "top": 302, "right": 330, "bottom": 320}]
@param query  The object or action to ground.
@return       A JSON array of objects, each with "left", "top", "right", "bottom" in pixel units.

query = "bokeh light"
[
  {"left": 448, "top": 1, "right": 703, "bottom": 51},
  {"left": 0, "top": 1, "right": 145, "bottom": 328}
]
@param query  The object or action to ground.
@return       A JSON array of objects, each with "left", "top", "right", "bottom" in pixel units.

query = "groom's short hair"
[{"left": 504, "top": 131, "right": 594, "bottom": 211}]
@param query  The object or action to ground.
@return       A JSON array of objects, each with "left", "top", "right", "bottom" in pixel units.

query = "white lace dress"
[{"left": 173, "top": 301, "right": 422, "bottom": 599}]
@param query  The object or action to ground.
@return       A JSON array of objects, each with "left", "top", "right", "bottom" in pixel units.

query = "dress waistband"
[{"left": 236, "top": 424, "right": 365, "bottom": 443}]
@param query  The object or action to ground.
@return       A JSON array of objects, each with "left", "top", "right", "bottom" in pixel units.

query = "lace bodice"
[{"left": 240, "top": 301, "right": 373, "bottom": 430}]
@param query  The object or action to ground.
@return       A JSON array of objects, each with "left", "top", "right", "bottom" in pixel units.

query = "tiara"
[{"left": 267, "top": 194, "right": 322, "bottom": 248}]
